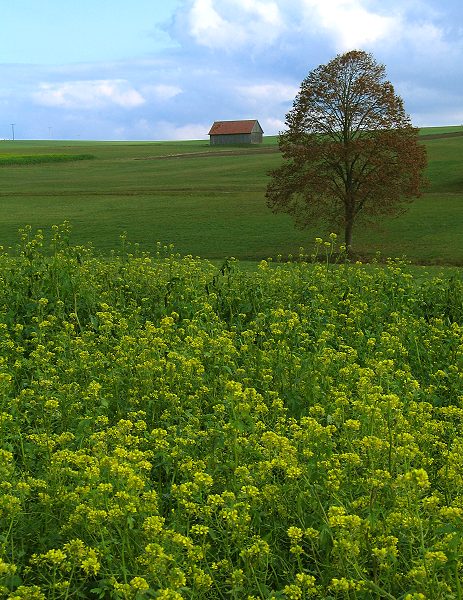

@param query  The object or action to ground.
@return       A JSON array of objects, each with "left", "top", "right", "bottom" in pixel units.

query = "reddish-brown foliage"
[{"left": 266, "top": 50, "right": 428, "bottom": 248}]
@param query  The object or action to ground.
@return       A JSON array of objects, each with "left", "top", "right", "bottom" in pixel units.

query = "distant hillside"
[{"left": 0, "top": 126, "right": 461, "bottom": 264}]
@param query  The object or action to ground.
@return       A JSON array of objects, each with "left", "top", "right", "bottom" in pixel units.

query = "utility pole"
[{"left": 11, "top": 123, "right": 15, "bottom": 141}]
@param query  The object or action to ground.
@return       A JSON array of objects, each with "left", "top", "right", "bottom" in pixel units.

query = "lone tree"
[{"left": 266, "top": 50, "right": 427, "bottom": 249}]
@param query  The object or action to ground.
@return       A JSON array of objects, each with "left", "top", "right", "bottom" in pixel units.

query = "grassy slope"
[
  {"left": 0, "top": 127, "right": 462, "bottom": 263},
  {"left": 353, "top": 134, "right": 463, "bottom": 263}
]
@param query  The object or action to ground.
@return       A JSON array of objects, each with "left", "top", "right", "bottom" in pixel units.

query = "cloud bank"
[{"left": 33, "top": 80, "right": 146, "bottom": 109}]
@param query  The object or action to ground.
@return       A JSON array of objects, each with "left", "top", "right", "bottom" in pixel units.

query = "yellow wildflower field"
[{"left": 0, "top": 225, "right": 463, "bottom": 599}]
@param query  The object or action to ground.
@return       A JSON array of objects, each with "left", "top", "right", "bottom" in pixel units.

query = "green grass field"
[{"left": 0, "top": 126, "right": 462, "bottom": 263}]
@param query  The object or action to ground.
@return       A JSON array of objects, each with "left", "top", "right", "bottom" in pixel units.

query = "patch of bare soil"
[
  {"left": 134, "top": 148, "right": 281, "bottom": 160},
  {"left": 419, "top": 131, "right": 463, "bottom": 140}
]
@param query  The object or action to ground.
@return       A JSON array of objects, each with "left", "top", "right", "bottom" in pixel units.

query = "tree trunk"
[
  {"left": 344, "top": 217, "right": 354, "bottom": 250},
  {"left": 344, "top": 199, "right": 355, "bottom": 253}
]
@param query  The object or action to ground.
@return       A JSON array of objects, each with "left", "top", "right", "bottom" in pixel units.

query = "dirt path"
[
  {"left": 419, "top": 131, "right": 463, "bottom": 140},
  {"left": 134, "top": 148, "right": 281, "bottom": 160}
]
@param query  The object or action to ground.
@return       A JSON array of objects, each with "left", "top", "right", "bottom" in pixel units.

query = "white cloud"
[
  {"left": 182, "top": 0, "right": 408, "bottom": 53},
  {"left": 188, "top": 0, "right": 242, "bottom": 48},
  {"left": 135, "top": 119, "right": 209, "bottom": 140},
  {"left": 262, "top": 116, "right": 286, "bottom": 135},
  {"left": 167, "top": 122, "right": 210, "bottom": 140},
  {"left": 237, "top": 82, "right": 299, "bottom": 103},
  {"left": 187, "top": 0, "right": 284, "bottom": 50},
  {"left": 142, "top": 84, "right": 182, "bottom": 101},
  {"left": 401, "top": 21, "right": 454, "bottom": 58},
  {"left": 33, "top": 79, "right": 145, "bottom": 109},
  {"left": 301, "top": 0, "right": 399, "bottom": 50},
  {"left": 234, "top": 0, "right": 282, "bottom": 26}
]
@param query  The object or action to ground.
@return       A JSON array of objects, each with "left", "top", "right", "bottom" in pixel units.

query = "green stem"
[{"left": 455, "top": 561, "right": 462, "bottom": 600}]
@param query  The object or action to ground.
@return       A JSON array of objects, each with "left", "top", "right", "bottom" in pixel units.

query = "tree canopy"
[{"left": 266, "top": 50, "right": 428, "bottom": 249}]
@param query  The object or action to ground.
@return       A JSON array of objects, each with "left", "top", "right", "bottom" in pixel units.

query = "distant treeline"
[{"left": 0, "top": 153, "right": 95, "bottom": 166}]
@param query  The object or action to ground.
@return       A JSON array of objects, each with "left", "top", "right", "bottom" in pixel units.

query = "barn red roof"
[{"left": 208, "top": 120, "right": 261, "bottom": 135}]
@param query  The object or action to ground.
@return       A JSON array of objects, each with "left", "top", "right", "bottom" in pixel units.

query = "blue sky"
[{"left": 1, "top": 0, "right": 462, "bottom": 140}]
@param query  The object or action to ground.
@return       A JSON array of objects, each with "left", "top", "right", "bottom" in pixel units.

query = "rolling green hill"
[{"left": 0, "top": 126, "right": 462, "bottom": 263}]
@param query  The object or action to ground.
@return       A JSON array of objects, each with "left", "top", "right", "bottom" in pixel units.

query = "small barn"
[{"left": 208, "top": 120, "right": 263, "bottom": 145}]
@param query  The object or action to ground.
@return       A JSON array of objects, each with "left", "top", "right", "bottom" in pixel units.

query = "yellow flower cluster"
[{"left": 0, "top": 228, "right": 462, "bottom": 598}]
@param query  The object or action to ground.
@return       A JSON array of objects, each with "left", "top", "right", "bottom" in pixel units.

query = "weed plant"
[{"left": 0, "top": 225, "right": 463, "bottom": 599}]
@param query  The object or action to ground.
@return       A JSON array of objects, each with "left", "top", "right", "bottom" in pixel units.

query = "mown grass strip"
[{"left": 0, "top": 153, "right": 95, "bottom": 166}]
